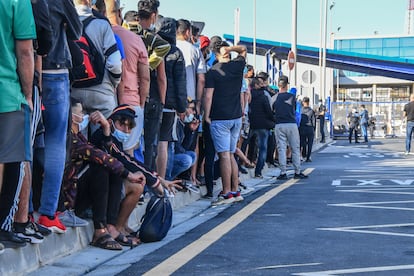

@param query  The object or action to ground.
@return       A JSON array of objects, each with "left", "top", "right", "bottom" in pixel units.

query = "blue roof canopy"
[{"left": 224, "top": 34, "right": 414, "bottom": 81}]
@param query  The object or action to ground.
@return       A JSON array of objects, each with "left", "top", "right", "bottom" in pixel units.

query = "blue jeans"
[
  {"left": 360, "top": 122, "right": 368, "bottom": 142},
  {"left": 167, "top": 147, "right": 196, "bottom": 180},
  {"left": 250, "top": 129, "right": 269, "bottom": 176},
  {"left": 406, "top": 121, "right": 414, "bottom": 152},
  {"left": 38, "top": 72, "right": 69, "bottom": 217}
]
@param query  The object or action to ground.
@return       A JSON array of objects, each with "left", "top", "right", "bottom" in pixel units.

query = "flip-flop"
[{"left": 90, "top": 234, "right": 122, "bottom": 251}]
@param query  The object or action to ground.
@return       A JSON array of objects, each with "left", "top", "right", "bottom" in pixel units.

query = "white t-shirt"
[{"left": 176, "top": 40, "right": 206, "bottom": 100}]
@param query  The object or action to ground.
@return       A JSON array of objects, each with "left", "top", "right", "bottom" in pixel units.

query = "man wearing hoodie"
[{"left": 155, "top": 17, "right": 187, "bottom": 178}]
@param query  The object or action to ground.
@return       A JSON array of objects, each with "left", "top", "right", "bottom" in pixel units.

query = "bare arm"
[
  {"left": 196, "top": 73, "right": 205, "bottom": 114},
  {"left": 156, "top": 60, "right": 167, "bottom": 105},
  {"left": 16, "top": 40, "right": 34, "bottom": 110},
  {"left": 222, "top": 45, "right": 247, "bottom": 59},
  {"left": 138, "top": 62, "right": 150, "bottom": 108},
  {"left": 204, "top": 88, "right": 214, "bottom": 124}
]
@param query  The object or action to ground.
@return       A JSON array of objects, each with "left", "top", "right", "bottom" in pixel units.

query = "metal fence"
[{"left": 330, "top": 101, "right": 408, "bottom": 139}]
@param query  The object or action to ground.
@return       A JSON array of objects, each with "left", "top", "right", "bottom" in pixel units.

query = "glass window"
[
  {"left": 383, "top": 38, "right": 399, "bottom": 47},
  {"left": 367, "top": 38, "right": 382, "bottom": 48},
  {"left": 366, "top": 48, "right": 382, "bottom": 55},
  {"left": 351, "top": 48, "right": 367, "bottom": 54},
  {"left": 400, "top": 37, "right": 414, "bottom": 47},
  {"left": 350, "top": 39, "right": 366, "bottom": 49},
  {"left": 400, "top": 47, "right": 414, "bottom": 58},
  {"left": 339, "top": 39, "right": 350, "bottom": 49},
  {"left": 382, "top": 47, "right": 400, "bottom": 57}
]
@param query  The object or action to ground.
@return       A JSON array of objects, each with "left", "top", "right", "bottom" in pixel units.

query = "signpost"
[{"left": 288, "top": 50, "right": 295, "bottom": 71}]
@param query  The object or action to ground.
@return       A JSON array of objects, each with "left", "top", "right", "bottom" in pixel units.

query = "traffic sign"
[{"left": 288, "top": 50, "right": 295, "bottom": 70}]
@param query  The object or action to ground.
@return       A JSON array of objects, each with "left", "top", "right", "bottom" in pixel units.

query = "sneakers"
[
  {"left": 14, "top": 221, "right": 44, "bottom": 244},
  {"left": 38, "top": 215, "right": 67, "bottom": 234},
  {"left": 239, "top": 183, "right": 254, "bottom": 194},
  {"left": 211, "top": 192, "right": 235, "bottom": 206},
  {"left": 58, "top": 210, "right": 89, "bottom": 227},
  {"left": 277, "top": 173, "right": 288, "bottom": 180},
  {"left": 29, "top": 214, "right": 52, "bottom": 236},
  {"left": 405, "top": 151, "right": 410, "bottom": 155},
  {"left": 0, "top": 230, "right": 27, "bottom": 248},
  {"left": 232, "top": 191, "right": 244, "bottom": 202},
  {"left": 294, "top": 172, "right": 308, "bottom": 179},
  {"left": 305, "top": 158, "right": 312, "bottom": 162}
]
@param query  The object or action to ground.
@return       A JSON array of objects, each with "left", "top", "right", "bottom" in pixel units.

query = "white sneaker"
[{"left": 58, "top": 210, "right": 88, "bottom": 227}]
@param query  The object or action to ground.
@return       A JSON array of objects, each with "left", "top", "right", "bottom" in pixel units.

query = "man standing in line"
[
  {"left": 0, "top": 0, "right": 36, "bottom": 248},
  {"left": 359, "top": 104, "right": 369, "bottom": 143},
  {"left": 273, "top": 75, "right": 308, "bottom": 180},
  {"left": 299, "top": 97, "right": 316, "bottom": 162},
  {"left": 317, "top": 99, "right": 326, "bottom": 143},
  {"left": 404, "top": 94, "right": 414, "bottom": 155},
  {"left": 204, "top": 41, "right": 246, "bottom": 205},
  {"left": 37, "top": 0, "right": 82, "bottom": 233}
]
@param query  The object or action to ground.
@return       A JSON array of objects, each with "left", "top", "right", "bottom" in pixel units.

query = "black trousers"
[
  {"left": 143, "top": 99, "right": 163, "bottom": 171},
  {"left": 75, "top": 163, "right": 123, "bottom": 230},
  {"left": 203, "top": 122, "right": 215, "bottom": 196},
  {"left": 300, "top": 127, "right": 315, "bottom": 160},
  {"left": 349, "top": 126, "right": 359, "bottom": 143},
  {"left": 0, "top": 162, "right": 23, "bottom": 232}
]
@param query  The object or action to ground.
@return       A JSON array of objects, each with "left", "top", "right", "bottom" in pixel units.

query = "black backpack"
[
  {"left": 71, "top": 16, "right": 117, "bottom": 88},
  {"left": 139, "top": 194, "right": 173, "bottom": 243}
]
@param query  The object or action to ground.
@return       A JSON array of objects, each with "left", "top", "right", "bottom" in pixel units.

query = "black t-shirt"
[
  {"left": 273, "top": 92, "right": 296, "bottom": 124},
  {"left": 404, "top": 101, "right": 414, "bottom": 122},
  {"left": 205, "top": 55, "right": 246, "bottom": 120}
]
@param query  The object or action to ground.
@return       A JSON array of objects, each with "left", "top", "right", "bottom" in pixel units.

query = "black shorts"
[{"left": 159, "top": 112, "right": 176, "bottom": 142}]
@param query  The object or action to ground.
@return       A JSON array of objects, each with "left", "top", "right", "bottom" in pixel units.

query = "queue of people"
[{"left": 0, "top": 0, "right": 317, "bottom": 254}]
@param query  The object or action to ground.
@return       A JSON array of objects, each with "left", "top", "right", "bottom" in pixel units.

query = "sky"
[{"left": 121, "top": 0, "right": 410, "bottom": 69}]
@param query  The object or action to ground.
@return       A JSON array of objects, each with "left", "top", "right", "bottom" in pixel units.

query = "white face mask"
[
  {"left": 148, "top": 23, "right": 156, "bottom": 32},
  {"left": 72, "top": 113, "right": 89, "bottom": 131}
]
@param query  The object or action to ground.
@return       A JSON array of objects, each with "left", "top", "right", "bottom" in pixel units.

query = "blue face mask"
[
  {"left": 112, "top": 122, "right": 130, "bottom": 143},
  {"left": 73, "top": 113, "right": 89, "bottom": 131},
  {"left": 184, "top": 113, "right": 194, "bottom": 123}
]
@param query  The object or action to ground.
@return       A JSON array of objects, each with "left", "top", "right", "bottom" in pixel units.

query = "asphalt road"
[{"left": 119, "top": 138, "right": 414, "bottom": 276}]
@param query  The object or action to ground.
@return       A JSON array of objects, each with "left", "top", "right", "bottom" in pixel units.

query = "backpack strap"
[{"left": 81, "top": 16, "right": 95, "bottom": 32}]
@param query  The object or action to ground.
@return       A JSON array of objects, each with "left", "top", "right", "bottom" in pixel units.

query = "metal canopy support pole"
[{"left": 291, "top": 0, "right": 297, "bottom": 87}]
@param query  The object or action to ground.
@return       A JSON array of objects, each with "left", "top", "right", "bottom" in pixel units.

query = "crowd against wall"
[{"left": 0, "top": 0, "right": 316, "bottom": 252}]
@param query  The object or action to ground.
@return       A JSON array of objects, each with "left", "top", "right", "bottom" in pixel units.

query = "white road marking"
[
  {"left": 356, "top": 179, "right": 381, "bottom": 186},
  {"left": 293, "top": 264, "right": 414, "bottom": 275},
  {"left": 255, "top": 262, "right": 322, "bottom": 270},
  {"left": 329, "top": 200, "right": 414, "bottom": 211},
  {"left": 318, "top": 223, "right": 414, "bottom": 238},
  {"left": 337, "top": 187, "right": 414, "bottom": 195},
  {"left": 331, "top": 180, "right": 341, "bottom": 186}
]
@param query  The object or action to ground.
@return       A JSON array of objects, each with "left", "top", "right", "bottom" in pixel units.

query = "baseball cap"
[
  {"left": 199, "top": 35, "right": 210, "bottom": 49},
  {"left": 109, "top": 104, "right": 136, "bottom": 120}
]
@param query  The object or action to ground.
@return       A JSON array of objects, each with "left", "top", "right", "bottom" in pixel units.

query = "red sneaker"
[{"left": 38, "top": 215, "right": 67, "bottom": 234}]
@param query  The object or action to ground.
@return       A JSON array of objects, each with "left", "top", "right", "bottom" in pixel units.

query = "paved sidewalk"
[{"left": 1, "top": 140, "right": 329, "bottom": 276}]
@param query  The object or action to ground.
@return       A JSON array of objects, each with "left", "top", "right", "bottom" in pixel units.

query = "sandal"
[
  {"left": 90, "top": 234, "right": 122, "bottom": 251},
  {"left": 115, "top": 233, "right": 139, "bottom": 248}
]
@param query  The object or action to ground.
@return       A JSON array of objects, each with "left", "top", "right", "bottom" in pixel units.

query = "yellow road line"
[{"left": 144, "top": 168, "right": 314, "bottom": 275}]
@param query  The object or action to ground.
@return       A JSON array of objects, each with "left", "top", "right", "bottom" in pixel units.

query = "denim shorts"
[{"left": 210, "top": 118, "right": 242, "bottom": 153}]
